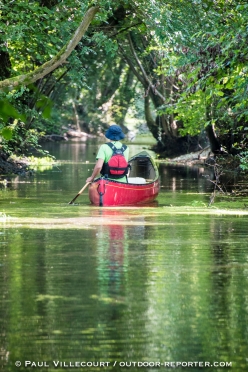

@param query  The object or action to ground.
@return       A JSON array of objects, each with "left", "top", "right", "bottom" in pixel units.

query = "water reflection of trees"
[
  {"left": 1, "top": 213, "right": 248, "bottom": 370},
  {"left": 209, "top": 217, "right": 248, "bottom": 363},
  {"left": 159, "top": 164, "right": 214, "bottom": 193},
  {"left": 142, "top": 215, "right": 248, "bottom": 365}
]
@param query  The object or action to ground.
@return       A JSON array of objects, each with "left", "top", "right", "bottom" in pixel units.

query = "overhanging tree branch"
[
  {"left": 118, "top": 44, "right": 146, "bottom": 85},
  {"left": 0, "top": 6, "right": 100, "bottom": 91},
  {"left": 127, "top": 33, "right": 165, "bottom": 103}
]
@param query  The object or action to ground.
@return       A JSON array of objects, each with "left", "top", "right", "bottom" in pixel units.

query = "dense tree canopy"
[{"left": 0, "top": 0, "right": 248, "bottom": 157}]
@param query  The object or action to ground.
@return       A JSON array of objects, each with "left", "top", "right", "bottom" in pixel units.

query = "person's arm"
[
  {"left": 86, "top": 158, "right": 104, "bottom": 183},
  {"left": 125, "top": 147, "right": 130, "bottom": 176}
]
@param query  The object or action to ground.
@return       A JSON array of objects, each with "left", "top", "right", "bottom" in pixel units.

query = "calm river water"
[{"left": 1, "top": 140, "right": 248, "bottom": 372}]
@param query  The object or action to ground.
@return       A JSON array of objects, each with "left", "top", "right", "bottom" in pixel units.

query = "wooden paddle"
[{"left": 68, "top": 182, "right": 90, "bottom": 204}]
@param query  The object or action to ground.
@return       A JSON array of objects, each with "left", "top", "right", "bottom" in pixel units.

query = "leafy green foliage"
[
  {"left": 1, "top": 0, "right": 248, "bottom": 159},
  {"left": 238, "top": 151, "right": 248, "bottom": 172},
  {"left": 0, "top": 100, "right": 25, "bottom": 124},
  {"left": 0, "top": 99, "right": 26, "bottom": 144},
  {"left": 152, "top": 0, "right": 248, "bottom": 153},
  {"left": 0, "top": 121, "right": 44, "bottom": 156}
]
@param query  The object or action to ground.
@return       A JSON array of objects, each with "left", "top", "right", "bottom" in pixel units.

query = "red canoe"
[{"left": 88, "top": 151, "right": 160, "bottom": 206}]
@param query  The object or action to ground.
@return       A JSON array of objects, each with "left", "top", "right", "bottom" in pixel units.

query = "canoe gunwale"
[
  {"left": 93, "top": 177, "right": 158, "bottom": 186},
  {"left": 88, "top": 151, "right": 160, "bottom": 206}
]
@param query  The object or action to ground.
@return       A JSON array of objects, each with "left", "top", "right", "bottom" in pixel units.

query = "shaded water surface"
[{"left": 1, "top": 141, "right": 248, "bottom": 372}]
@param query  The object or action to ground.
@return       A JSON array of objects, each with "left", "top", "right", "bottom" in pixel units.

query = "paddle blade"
[
  {"left": 68, "top": 194, "right": 79, "bottom": 205},
  {"left": 68, "top": 182, "right": 90, "bottom": 205}
]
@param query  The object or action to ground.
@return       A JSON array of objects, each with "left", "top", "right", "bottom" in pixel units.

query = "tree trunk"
[
  {"left": 72, "top": 101, "right": 81, "bottom": 132},
  {"left": 205, "top": 124, "right": 221, "bottom": 153},
  {"left": 114, "top": 68, "right": 135, "bottom": 128},
  {"left": 205, "top": 105, "right": 221, "bottom": 153},
  {"left": 0, "top": 50, "right": 11, "bottom": 79},
  {"left": 144, "top": 96, "right": 157, "bottom": 137}
]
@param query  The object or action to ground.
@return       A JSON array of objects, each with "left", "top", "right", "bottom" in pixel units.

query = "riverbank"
[
  {"left": 0, "top": 153, "right": 32, "bottom": 176},
  {"left": 0, "top": 145, "right": 242, "bottom": 177},
  {"left": 162, "top": 148, "right": 211, "bottom": 166},
  {"left": 161, "top": 148, "right": 240, "bottom": 171},
  {"left": 0, "top": 153, "right": 56, "bottom": 176}
]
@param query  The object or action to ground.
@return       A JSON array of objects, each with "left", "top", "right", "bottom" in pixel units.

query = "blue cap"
[{"left": 105, "top": 125, "right": 125, "bottom": 141}]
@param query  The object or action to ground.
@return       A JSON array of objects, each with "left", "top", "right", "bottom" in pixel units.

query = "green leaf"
[
  {"left": 42, "top": 105, "right": 52, "bottom": 119},
  {"left": 1, "top": 127, "right": 13, "bottom": 140},
  {"left": 0, "top": 100, "right": 25, "bottom": 122},
  {"left": 215, "top": 91, "right": 224, "bottom": 96}
]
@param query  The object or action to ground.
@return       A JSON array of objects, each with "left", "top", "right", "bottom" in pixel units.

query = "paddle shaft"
[{"left": 68, "top": 182, "right": 90, "bottom": 204}]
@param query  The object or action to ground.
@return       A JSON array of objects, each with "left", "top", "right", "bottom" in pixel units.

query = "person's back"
[
  {"left": 98, "top": 141, "right": 129, "bottom": 182},
  {"left": 86, "top": 125, "right": 129, "bottom": 184}
]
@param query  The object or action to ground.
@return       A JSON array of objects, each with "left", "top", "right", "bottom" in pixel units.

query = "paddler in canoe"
[{"left": 86, "top": 125, "right": 130, "bottom": 184}]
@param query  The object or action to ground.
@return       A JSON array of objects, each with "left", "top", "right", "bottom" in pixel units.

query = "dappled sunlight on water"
[{"left": 1, "top": 141, "right": 248, "bottom": 371}]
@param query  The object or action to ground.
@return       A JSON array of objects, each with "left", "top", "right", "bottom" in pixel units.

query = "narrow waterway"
[{"left": 1, "top": 140, "right": 248, "bottom": 372}]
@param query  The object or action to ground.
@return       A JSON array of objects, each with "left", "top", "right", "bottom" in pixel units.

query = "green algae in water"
[{"left": 1, "top": 142, "right": 248, "bottom": 372}]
